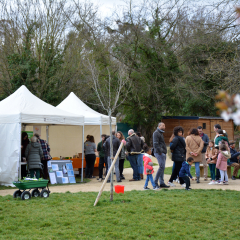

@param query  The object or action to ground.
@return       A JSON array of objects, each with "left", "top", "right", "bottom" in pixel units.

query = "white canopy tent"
[
  {"left": 56, "top": 92, "right": 116, "bottom": 143},
  {"left": 0, "top": 86, "right": 85, "bottom": 185}
]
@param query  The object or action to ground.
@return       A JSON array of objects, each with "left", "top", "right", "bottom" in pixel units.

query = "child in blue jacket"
[{"left": 179, "top": 157, "right": 194, "bottom": 190}]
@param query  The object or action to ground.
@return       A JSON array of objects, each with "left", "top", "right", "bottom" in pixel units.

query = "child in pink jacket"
[
  {"left": 216, "top": 142, "right": 231, "bottom": 185},
  {"left": 143, "top": 144, "right": 159, "bottom": 190}
]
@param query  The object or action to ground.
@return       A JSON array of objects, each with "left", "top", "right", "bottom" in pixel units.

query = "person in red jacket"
[{"left": 143, "top": 144, "right": 159, "bottom": 190}]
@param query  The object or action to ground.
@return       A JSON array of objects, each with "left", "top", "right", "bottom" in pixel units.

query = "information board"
[{"left": 47, "top": 160, "right": 76, "bottom": 184}]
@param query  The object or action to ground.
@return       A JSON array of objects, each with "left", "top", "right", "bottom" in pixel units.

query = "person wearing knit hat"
[{"left": 228, "top": 140, "right": 240, "bottom": 180}]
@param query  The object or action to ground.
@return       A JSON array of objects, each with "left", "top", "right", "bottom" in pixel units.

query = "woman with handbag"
[
  {"left": 185, "top": 128, "right": 204, "bottom": 183},
  {"left": 25, "top": 136, "right": 43, "bottom": 179},
  {"left": 168, "top": 126, "right": 186, "bottom": 187}
]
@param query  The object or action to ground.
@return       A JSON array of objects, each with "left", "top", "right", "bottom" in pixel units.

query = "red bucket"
[{"left": 114, "top": 185, "right": 124, "bottom": 194}]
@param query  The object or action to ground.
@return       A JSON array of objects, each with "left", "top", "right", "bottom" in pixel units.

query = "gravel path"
[{"left": 1, "top": 154, "right": 240, "bottom": 197}]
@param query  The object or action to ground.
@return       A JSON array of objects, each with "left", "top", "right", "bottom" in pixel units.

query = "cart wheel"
[
  {"left": 40, "top": 189, "right": 49, "bottom": 198},
  {"left": 21, "top": 191, "right": 31, "bottom": 200},
  {"left": 31, "top": 189, "right": 40, "bottom": 197},
  {"left": 13, "top": 190, "right": 22, "bottom": 198}
]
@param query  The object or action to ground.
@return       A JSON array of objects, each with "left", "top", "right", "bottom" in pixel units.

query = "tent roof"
[
  {"left": 0, "top": 86, "right": 84, "bottom": 125},
  {"left": 57, "top": 92, "right": 116, "bottom": 125}
]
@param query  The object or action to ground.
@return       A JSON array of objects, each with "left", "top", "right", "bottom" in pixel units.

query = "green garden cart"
[{"left": 13, "top": 179, "right": 50, "bottom": 200}]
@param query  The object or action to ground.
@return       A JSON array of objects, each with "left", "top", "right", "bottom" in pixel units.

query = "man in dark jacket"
[
  {"left": 153, "top": 122, "right": 169, "bottom": 188},
  {"left": 97, "top": 134, "right": 107, "bottom": 182},
  {"left": 104, "top": 131, "right": 121, "bottom": 182},
  {"left": 126, "top": 129, "right": 144, "bottom": 181},
  {"left": 228, "top": 140, "right": 240, "bottom": 180},
  {"left": 197, "top": 126, "right": 209, "bottom": 181}
]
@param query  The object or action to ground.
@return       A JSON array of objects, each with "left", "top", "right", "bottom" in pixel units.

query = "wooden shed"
[{"left": 162, "top": 116, "right": 234, "bottom": 142}]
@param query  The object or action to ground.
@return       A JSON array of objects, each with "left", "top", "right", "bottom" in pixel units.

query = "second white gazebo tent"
[{"left": 57, "top": 92, "right": 116, "bottom": 141}]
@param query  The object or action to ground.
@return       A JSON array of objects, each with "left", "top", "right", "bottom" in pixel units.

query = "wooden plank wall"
[{"left": 162, "top": 118, "right": 234, "bottom": 142}]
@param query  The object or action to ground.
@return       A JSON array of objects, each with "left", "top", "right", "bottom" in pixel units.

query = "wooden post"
[{"left": 94, "top": 142, "right": 124, "bottom": 206}]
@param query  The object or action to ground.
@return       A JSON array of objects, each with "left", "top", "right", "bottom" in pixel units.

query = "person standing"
[
  {"left": 185, "top": 128, "right": 204, "bottom": 183},
  {"left": 21, "top": 132, "right": 30, "bottom": 178},
  {"left": 228, "top": 140, "right": 240, "bottom": 180},
  {"left": 213, "top": 124, "right": 222, "bottom": 181},
  {"left": 126, "top": 129, "right": 144, "bottom": 181},
  {"left": 167, "top": 126, "right": 186, "bottom": 187},
  {"left": 97, "top": 134, "right": 107, "bottom": 182},
  {"left": 84, "top": 135, "right": 97, "bottom": 178},
  {"left": 34, "top": 133, "right": 52, "bottom": 179},
  {"left": 104, "top": 131, "right": 121, "bottom": 182},
  {"left": 153, "top": 122, "right": 169, "bottom": 188},
  {"left": 197, "top": 126, "right": 209, "bottom": 181},
  {"left": 25, "top": 136, "right": 43, "bottom": 179},
  {"left": 116, "top": 131, "right": 126, "bottom": 180}
]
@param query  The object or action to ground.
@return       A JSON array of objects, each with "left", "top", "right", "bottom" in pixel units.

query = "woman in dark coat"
[
  {"left": 168, "top": 126, "right": 186, "bottom": 186},
  {"left": 25, "top": 136, "right": 43, "bottom": 179},
  {"left": 21, "top": 132, "right": 29, "bottom": 178}
]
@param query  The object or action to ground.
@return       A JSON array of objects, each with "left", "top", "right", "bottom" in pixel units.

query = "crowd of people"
[
  {"left": 96, "top": 122, "right": 240, "bottom": 191},
  {"left": 21, "top": 123, "right": 240, "bottom": 191}
]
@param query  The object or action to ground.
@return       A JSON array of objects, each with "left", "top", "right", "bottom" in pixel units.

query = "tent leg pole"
[
  {"left": 81, "top": 125, "right": 84, "bottom": 183},
  {"left": 100, "top": 123, "right": 102, "bottom": 140},
  {"left": 19, "top": 123, "right": 22, "bottom": 180},
  {"left": 46, "top": 125, "right": 49, "bottom": 143}
]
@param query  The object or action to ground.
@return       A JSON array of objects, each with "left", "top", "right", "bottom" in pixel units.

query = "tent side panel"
[
  {"left": 0, "top": 123, "right": 20, "bottom": 185},
  {"left": 49, "top": 126, "right": 83, "bottom": 158}
]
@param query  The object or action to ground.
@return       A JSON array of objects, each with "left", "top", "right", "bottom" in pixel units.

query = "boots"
[
  {"left": 140, "top": 174, "right": 144, "bottom": 180},
  {"left": 197, "top": 177, "right": 200, "bottom": 183}
]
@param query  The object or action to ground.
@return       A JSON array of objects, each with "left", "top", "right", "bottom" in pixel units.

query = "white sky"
[{"left": 96, "top": 0, "right": 125, "bottom": 18}]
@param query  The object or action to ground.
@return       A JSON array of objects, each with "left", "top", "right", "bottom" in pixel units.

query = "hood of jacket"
[
  {"left": 221, "top": 150, "right": 231, "bottom": 159},
  {"left": 157, "top": 128, "right": 165, "bottom": 133},
  {"left": 31, "top": 142, "right": 40, "bottom": 148}
]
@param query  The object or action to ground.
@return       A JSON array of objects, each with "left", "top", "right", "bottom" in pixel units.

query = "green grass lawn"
[
  {"left": 0, "top": 190, "right": 239, "bottom": 239},
  {"left": 124, "top": 160, "right": 157, "bottom": 169}
]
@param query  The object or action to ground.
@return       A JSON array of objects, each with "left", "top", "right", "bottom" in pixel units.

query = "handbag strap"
[{"left": 191, "top": 136, "right": 200, "bottom": 148}]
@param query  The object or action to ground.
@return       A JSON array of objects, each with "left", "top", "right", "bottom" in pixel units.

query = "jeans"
[
  {"left": 180, "top": 176, "right": 190, "bottom": 189},
  {"left": 85, "top": 154, "right": 96, "bottom": 177},
  {"left": 144, "top": 174, "right": 156, "bottom": 188},
  {"left": 189, "top": 162, "right": 200, "bottom": 177},
  {"left": 119, "top": 158, "right": 125, "bottom": 177},
  {"left": 128, "top": 155, "right": 140, "bottom": 180},
  {"left": 209, "top": 164, "right": 216, "bottom": 180},
  {"left": 169, "top": 161, "right": 184, "bottom": 184},
  {"left": 219, "top": 169, "right": 228, "bottom": 182},
  {"left": 154, "top": 152, "right": 166, "bottom": 185},
  {"left": 216, "top": 168, "right": 220, "bottom": 180},
  {"left": 30, "top": 169, "right": 40, "bottom": 179},
  {"left": 98, "top": 157, "right": 107, "bottom": 179},
  {"left": 137, "top": 154, "right": 144, "bottom": 174},
  {"left": 107, "top": 157, "right": 120, "bottom": 181}
]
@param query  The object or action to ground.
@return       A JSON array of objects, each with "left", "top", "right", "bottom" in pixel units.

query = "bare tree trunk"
[{"left": 109, "top": 109, "right": 113, "bottom": 201}]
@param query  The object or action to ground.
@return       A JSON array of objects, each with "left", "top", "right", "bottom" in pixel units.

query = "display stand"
[{"left": 47, "top": 160, "right": 76, "bottom": 184}]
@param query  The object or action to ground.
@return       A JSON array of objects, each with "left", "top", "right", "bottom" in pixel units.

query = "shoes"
[
  {"left": 153, "top": 186, "right": 160, "bottom": 190},
  {"left": 218, "top": 182, "right": 223, "bottom": 185},
  {"left": 98, "top": 178, "right": 102, "bottom": 182},
  {"left": 181, "top": 184, "right": 186, "bottom": 188},
  {"left": 140, "top": 174, "right": 144, "bottom": 179},
  {"left": 117, "top": 180, "right": 122, "bottom": 182},
  {"left": 129, "top": 179, "right": 137, "bottom": 181},
  {"left": 143, "top": 186, "right": 150, "bottom": 190},
  {"left": 160, "top": 183, "right": 170, "bottom": 188},
  {"left": 120, "top": 175, "right": 125, "bottom": 180},
  {"left": 223, "top": 182, "right": 229, "bottom": 185},
  {"left": 232, "top": 176, "right": 236, "bottom": 180},
  {"left": 107, "top": 180, "right": 110, "bottom": 183},
  {"left": 176, "top": 178, "right": 180, "bottom": 183},
  {"left": 185, "top": 188, "right": 191, "bottom": 190},
  {"left": 155, "top": 184, "right": 160, "bottom": 188},
  {"left": 167, "top": 182, "right": 176, "bottom": 187},
  {"left": 208, "top": 181, "right": 216, "bottom": 185},
  {"left": 196, "top": 177, "right": 200, "bottom": 183},
  {"left": 204, "top": 177, "right": 208, "bottom": 181}
]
